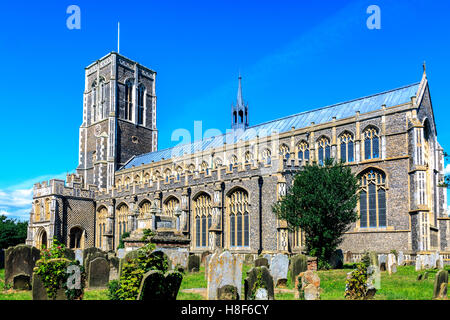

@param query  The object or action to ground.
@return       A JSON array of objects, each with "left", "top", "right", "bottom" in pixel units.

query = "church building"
[{"left": 27, "top": 52, "right": 449, "bottom": 258}]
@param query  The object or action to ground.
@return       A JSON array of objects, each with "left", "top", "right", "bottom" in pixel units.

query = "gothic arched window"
[
  {"left": 163, "top": 197, "right": 179, "bottom": 217},
  {"left": 139, "top": 200, "right": 151, "bottom": 219},
  {"left": 44, "top": 198, "right": 51, "bottom": 221},
  {"left": 262, "top": 149, "right": 272, "bottom": 165},
  {"left": 194, "top": 193, "right": 212, "bottom": 248},
  {"left": 34, "top": 200, "right": 41, "bottom": 222},
  {"left": 279, "top": 144, "right": 290, "bottom": 160},
  {"left": 228, "top": 188, "right": 249, "bottom": 248},
  {"left": 244, "top": 151, "right": 252, "bottom": 164},
  {"left": 124, "top": 80, "right": 133, "bottom": 121},
  {"left": 339, "top": 132, "right": 354, "bottom": 163},
  {"left": 297, "top": 141, "right": 309, "bottom": 162},
  {"left": 317, "top": 136, "right": 331, "bottom": 165},
  {"left": 116, "top": 204, "right": 128, "bottom": 239},
  {"left": 137, "top": 84, "right": 145, "bottom": 125},
  {"left": 359, "top": 169, "right": 386, "bottom": 228},
  {"left": 363, "top": 127, "right": 380, "bottom": 160},
  {"left": 97, "top": 206, "right": 108, "bottom": 247}
]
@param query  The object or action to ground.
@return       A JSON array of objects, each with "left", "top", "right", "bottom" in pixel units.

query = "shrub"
[
  {"left": 107, "top": 280, "right": 121, "bottom": 300},
  {"left": 361, "top": 251, "right": 371, "bottom": 268},
  {"left": 344, "top": 263, "right": 368, "bottom": 300},
  {"left": 117, "top": 232, "right": 131, "bottom": 249}
]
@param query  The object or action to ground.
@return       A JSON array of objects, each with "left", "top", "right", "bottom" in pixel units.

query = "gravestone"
[
  {"left": 290, "top": 254, "right": 308, "bottom": 284},
  {"left": 429, "top": 253, "right": 437, "bottom": 269},
  {"left": 254, "top": 257, "right": 269, "bottom": 268},
  {"left": 88, "top": 257, "right": 110, "bottom": 289},
  {"left": 32, "top": 273, "right": 66, "bottom": 300},
  {"left": 269, "top": 254, "right": 289, "bottom": 287},
  {"left": 415, "top": 255, "right": 421, "bottom": 271},
  {"left": 109, "top": 256, "right": 120, "bottom": 281},
  {"left": 83, "top": 248, "right": 107, "bottom": 272},
  {"left": 329, "top": 249, "right": 344, "bottom": 269},
  {"left": 244, "top": 254, "right": 254, "bottom": 265},
  {"left": 369, "top": 252, "right": 378, "bottom": 267},
  {"left": 207, "top": 251, "right": 243, "bottom": 300},
  {"left": 378, "top": 254, "right": 387, "bottom": 271},
  {"left": 5, "top": 244, "right": 40, "bottom": 290},
  {"left": 217, "top": 285, "right": 239, "bottom": 300},
  {"left": 397, "top": 251, "right": 405, "bottom": 266},
  {"left": 244, "top": 266, "right": 274, "bottom": 300},
  {"left": 188, "top": 255, "right": 201, "bottom": 272},
  {"left": 387, "top": 254, "right": 397, "bottom": 275},
  {"left": 437, "top": 255, "right": 444, "bottom": 269},
  {"left": 201, "top": 251, "right": 211, "bottom": 266},
  {"left": 433, "top": 270, "right": 448, "bottom": 299},
  {"left": 345, "top": 251, "right": 352, "bottom": 264},
  {"left": 138, "top": 270, "right": 183, "bottom": 300},
  {"left": 204, "top": 254, "right": 212, "bottom": 280},
  {"left": 119, "top": 249, "right": 140, "bottom": 278},
  {"left": 263, "top": 254, "right": 272, "bottom": 265},
  {"left": 298, "top": 270, "right": 320, "bottom": 300},
  {"left": 156, "top": 248, "right": 188, "bottom": 270}
]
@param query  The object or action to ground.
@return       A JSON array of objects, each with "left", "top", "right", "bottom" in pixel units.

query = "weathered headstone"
[
  {"left": 397, "top": 251, "right": 405, "bottom": 266},
  {"left": 88, "top": 257, "right": 110, "bottom": 288},
  {"left": 204, "top": 254, "right": 212, "bottom": 280},
  {"left": 290, "top": 254, "right": 308, "bottom": 284},
  {"left": 201, "top": 251, "right": 211, "bottom": 266},
  {"left": 217, "top": 285, "right": 239, "bottom": 300},
  {"left": 433, "top": 270, "right": 448, "bottom": 299},
  {"left": 254, "top": 257, "right": 269, "bottom": 268},
  {"left": 156, "top": 248, "right": 188, "bottom": 270},
  {"left": 244, "top": 266, "right": 274, "bottom": 300},
  {"left": 119, "top": 249, "right": 140, "bottom": 278},
  {"left": 109, "top": 256, "right": 120, "bottom": 281},
  {"left": 117, "top": 248, "right": 126, "bottom": 259},
  {"left": 298, "top": 270, "right": 320, "bottom": 300},
  {"left": 387, "top": 253, "right": 397, "bottom": 275},
  {"left": 138, "top": 270, "right": 183, "bottom": 300},
  {"left": 5, "top": 244, "right": 40, "bottom": 290},
  {"left": 32, "top": 273, "right": 66, "bottom": 300},
  {"left": 269, "top": 254, "right": 289, "bottom": 287},
  {"left": 188, "top": 255, "right": 201, "bottom": 272},
  {"left": 244, "top": 254, "right": 254, "bottom": 265},
  {"left": 415, "top": 255, "right": 421, "bottom": 271},
  {"left": 329, "top": 249, "right": 344, "bottom": 269},
  {"left": 207, "top": 251, "right": 242, "bottom": 300}
]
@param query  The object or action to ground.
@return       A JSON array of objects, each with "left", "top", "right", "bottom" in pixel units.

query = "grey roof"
[{"left": 121, "top": 82, "right": 420, "bottom": 170}]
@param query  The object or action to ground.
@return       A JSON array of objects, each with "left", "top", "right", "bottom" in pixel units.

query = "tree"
[
  {"left": 272, "top": 159, "right": 359, "bottom": 269},
  {"left": 0, "top": 215, "right": 28, "bottom": 249}
]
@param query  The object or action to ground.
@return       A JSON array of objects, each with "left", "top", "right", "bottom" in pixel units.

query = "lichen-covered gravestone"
[
  {"left": 5, "top": 244, "right": 40, "bottom": 290},
  {"left": 244, "top": 266, "right": 274, "bottom": 300},
  {"left": 155, "top": 248, "right": 189, "bottom": 270},
  {"left": 378, "top": 254, "right": 387, "bottom": 271},
  {"left": 217, "top": 285, "right": 239, "bottom": 300},
  {"left": 397, "top": 251, "right": 405, "bottom": 266},
  {"left": 109, "top": 256, "right": 120, "bottom": 281},
  {"left": 329, "top": 249, "right": 344, "bottom": 269},
  {"left": 31, "top": 273, "right": 67, "bottom": 300},
  {"left": 207, "top": 251, "right": 242, "bottom": 300},
  {"left": 387, "top": 254, "right": 397, "bottom": 275},
  {"left": 254, "top": 257, "right": 269, "bottom": 268},
  {"left": 269, "top": 254, "right": 289, "bottom": 287},
  {"left": 298, "top": 270, "right": 320, "bottom": 300},
  {"left": 188, "top": 254, "right": 200, "bottom": 272},
  {"left": 289, "top": 254, "right": 308, "bottom": 284},
  {"left": 137, "top": 270, "right": 183, "bottom": 300},
  {"left": 433, "top": 270, "right": 448, "bottom": 300},
  {"left": 88, "top": 257, "right": 110, "bottom": 289},
  {"left": 204, "top": 254, "right": 212, "bottom": 280}
]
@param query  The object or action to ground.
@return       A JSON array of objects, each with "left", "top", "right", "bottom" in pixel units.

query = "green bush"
[
  {"left": 117, "top": 232, "right": 131, "bottom": 249},
  {"left": 107, "top": 280, "right": 121, "bottom": 300},
  {"left": 344, "top": 263, "right": 368, "bottom": 300}
]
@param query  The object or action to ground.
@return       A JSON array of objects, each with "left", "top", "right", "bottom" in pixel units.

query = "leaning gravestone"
[
  {"left": 244, "top": 266, "right": 274, "bottom": 300},
  {"left": 138, "top": 270, "right": 183, "bottom": 300},
  {"left": 254, "top": 257, "right": 269, "bottom": 268},
  {"left": 207, "top": 251, "right": 242, "bottom": 300},
  {"left": 433, "top": 270, "right": 448, "bottom": 299},
  {"left": 88, "top": 257, "right": 110, "bottom": 289},
  {"left": 217, "top": 285, "right": 239, "bottom": 300},
  {"left": 269, "top": 254, "right": 289, "bottom": 287},
  {"left": 329, "top": 249, "right": 344, "bottom": 269},
  {"left": 5, "top": 244, "right": 40, "bottom": 290},
  {"left": 290, "top": 254, "right": 308, "bottom": 284},
  {"left": 188, "top": 255, "right": 201, "bottom": 272},
  {"left": 387, "top": 254, "right": 397, "bottom": 275}
]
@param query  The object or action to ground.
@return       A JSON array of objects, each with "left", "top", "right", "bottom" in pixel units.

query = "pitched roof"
[{"left": 121, "top": 82, "right": 419, "bottom": 170}]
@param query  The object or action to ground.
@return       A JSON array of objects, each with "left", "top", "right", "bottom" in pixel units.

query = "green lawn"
[{"left": 1, "top": 264, "right": 448, "bottom": 300}]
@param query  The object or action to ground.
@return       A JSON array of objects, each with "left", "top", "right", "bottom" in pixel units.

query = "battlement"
[{"left": 33, "top": 173, "right": 97, "bottom": 199}]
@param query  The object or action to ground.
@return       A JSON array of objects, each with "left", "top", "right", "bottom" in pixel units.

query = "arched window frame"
[
  {"left": 279, "top": 144, "right": 290, "bottom": 160},
  {"left": 163, "top": 197, "right": 180, "bottom": 217},
  {"left": 317, "top": 136, "right": 331, "bottom": 165},
  {"left": 363, "top": 127, "right": 380, "bottom": 160},
  {"left": 339, "top": 132, "right": 355, "bottom": 163},
  {"left": 116, "top": 204, "right": 129, "bottom": 240},
  {"left": 262, "top": 148, "right": 272, "bottom": 165},
  {"left": 227, "top": 188, "right": 250, "bottom": 248},
  {"left": 137, "top": 84, "right": 146, "bottom": 125},
  {"left": 296, "top": 141, "right": 310, "bottom": 162},
  {"left": 193, "top": 193, "right": 212, "bottom": 248},
  {"left": 124, "top": 79, "right": 134, "bottom": 121},
  {"left": 97, "top": 206, "right": 108, "bottom": 247},
  {"left": 358, "top": 169, "right": 387, "bottom": 229}
]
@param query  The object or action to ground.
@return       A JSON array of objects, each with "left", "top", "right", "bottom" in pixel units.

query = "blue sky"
[{"left": 0, "top": 0, "right": 449, "bottom": 220}]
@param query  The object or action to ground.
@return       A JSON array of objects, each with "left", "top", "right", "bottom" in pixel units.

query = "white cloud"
[
  {"left": 0, "top": 172, "right": 66, "bottom": 221},
  {"left": 444, "top": 164, "right": 450, "bottom": 175}
]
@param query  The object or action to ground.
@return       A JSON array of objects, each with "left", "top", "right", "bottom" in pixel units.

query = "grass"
[{"left": 1, "top": 264, "right": 449, "bottom": 300}]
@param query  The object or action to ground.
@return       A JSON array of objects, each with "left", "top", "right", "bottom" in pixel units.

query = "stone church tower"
[{"left": 76, "top": 52, "right": 158, "bottom": 190}]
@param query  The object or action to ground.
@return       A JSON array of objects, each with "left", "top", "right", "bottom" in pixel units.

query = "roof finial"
[
  {"left": 237, "top": 73, "right": 243, "bottom": 107},
  {"left": 422, "top": 60, "right": 426, "bottom": 74},
  {"left": 117, "top": 22, "right": 120, "bottom": 53}
]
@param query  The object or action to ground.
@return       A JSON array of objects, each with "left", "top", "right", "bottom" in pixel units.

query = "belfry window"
[
  {"left": 363, "top": 127, "right": 380, "bottom": 160},
  {"left": 125, "top": 80, "right": 133, "bottom": 121},
  {"left": 137, "top": 85, "right": 145, "bottom": 125},
  {"left": 228, "top": 189, "right": 249, "bottom": 248},
  {"left": 358, "top": 169, "right": 386, "bottom": 228},
  {"left": 194, "top": 194, "right": 212, "bottom": 248},
  {"left": 339, "top": 132, "right": 354, "bottom": 163}
]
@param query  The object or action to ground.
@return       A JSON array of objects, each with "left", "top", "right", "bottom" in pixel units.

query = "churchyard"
[{"left": 0, "top": 243, "right": 449, "bottom": 300}]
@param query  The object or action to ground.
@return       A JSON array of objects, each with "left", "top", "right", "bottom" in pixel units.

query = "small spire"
[
  {"left": 237, "top": 74, "right": 243, "bottom": 107},
  {"left": 422, "top": 60, "right": 426, "bottom": 74},
  {"left": 117, "top": 22, "right": 120, "bottom": 53}
]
